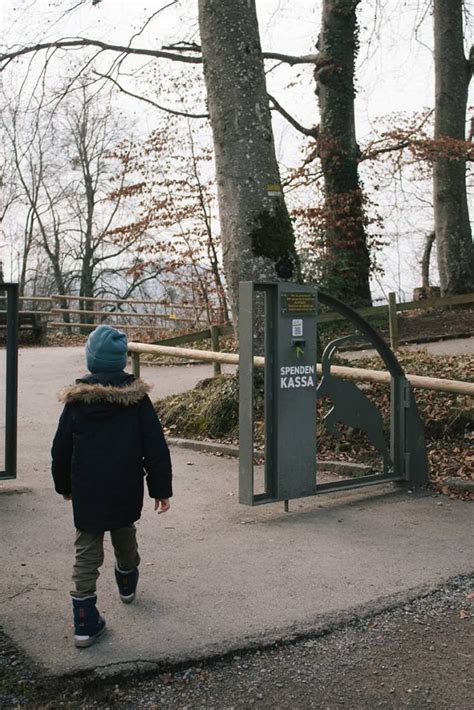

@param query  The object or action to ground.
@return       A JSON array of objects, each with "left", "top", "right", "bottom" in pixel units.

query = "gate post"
[
  {"left": 239, "top": 282, "right": 318, "bottom": 505},
  {"left": 1, "top": 283, "right": 19, "bottom": 481},
  {"left": 392, "top": 376, "right": 429, "bottom": 488}
]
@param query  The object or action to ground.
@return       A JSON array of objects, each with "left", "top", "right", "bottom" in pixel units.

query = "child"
[{"left": 51, "top": 325, "right": 172, "bottom": 648}]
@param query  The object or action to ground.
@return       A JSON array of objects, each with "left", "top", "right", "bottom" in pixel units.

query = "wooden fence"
[
  {"left": 0, "top": 293, "right": 213, "bottom": 334},
  {"left": 318, "top": 291, "right": 474, "bottom": 349},
  {"left": 1, "top": 290, "right": 472, "bottom": 350}
]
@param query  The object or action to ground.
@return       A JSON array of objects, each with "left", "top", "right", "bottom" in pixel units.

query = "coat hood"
[{"left": 59, "top": 377, "right": 151, "bottom": 407}]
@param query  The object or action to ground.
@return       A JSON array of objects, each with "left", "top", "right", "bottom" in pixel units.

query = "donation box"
[{"left": 239, "top": 282, "right": 318, "bottom": 505}]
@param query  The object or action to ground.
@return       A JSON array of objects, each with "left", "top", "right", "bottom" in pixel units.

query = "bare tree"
[
  {"left": 109, "top": 107, "right": 230, "bottom": 325},
  {"left": 3, "top": 80, "right": 163, "bottom": 317},
  {"left": 2, "top": 103, "right": 74, "bottom": 308},
  {"left": 198, "top": 0, "right": 299, "bottom": 326},
  {"left": 1, "top": 1, "right": 317, "bottom": 324},
  {"left": 6, "top": 0, "right": 466, "bottom": 313}
]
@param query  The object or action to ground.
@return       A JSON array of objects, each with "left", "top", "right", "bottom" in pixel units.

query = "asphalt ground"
[
  {"left": 2, "top": 575, "right": 473, "bottom": 708},
  {"left": 0, "top": 346, "right": 472, "bottom": 679}
]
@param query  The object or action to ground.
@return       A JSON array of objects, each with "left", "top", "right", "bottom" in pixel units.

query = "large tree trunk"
[
  {"left": 198, "top": 0, "right": 299, "bottom": 326},
  {"left": 433, "top": 0, "right": 474, "bottom": 294},
  {"left": 315, "top": 0, "right": 372, "bottom": 307}
]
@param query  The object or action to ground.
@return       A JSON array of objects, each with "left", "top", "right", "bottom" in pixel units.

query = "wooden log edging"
[{"left": 127, "top": 342, "right": 474, "bottom": 396}]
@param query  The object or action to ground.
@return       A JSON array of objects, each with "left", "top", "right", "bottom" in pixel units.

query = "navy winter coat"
[{"left": 51, "top": 372, "right": 172, "bottom": 533}]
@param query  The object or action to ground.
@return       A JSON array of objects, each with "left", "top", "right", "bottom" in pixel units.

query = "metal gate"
[
  {"left": 0, "top": 283, "right": 19, "bottom": 480},
  {"left": 239, "top": 281, "right": 428, "bottom": 506}
]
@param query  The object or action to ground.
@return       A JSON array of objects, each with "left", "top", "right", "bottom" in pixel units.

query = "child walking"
[{"left": 51, "top": 325, "right": 172, "bottom": 648}]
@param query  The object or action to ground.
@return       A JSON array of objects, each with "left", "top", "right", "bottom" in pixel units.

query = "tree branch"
[
  {"left": 128, "top": 2, "right": 178, "bottom": 46},
  {"left": 163, "top": 42, "right": 322, "bottom": 66},
  {"left": 0, "top": 38, "right": 202, "bottom": 71},
  {"left": 1, "top": 37, "right": 324, "bottom": 73},
  {"left": 268, "top": 93, "right": 319, "bottom": 138},
  {"left": 92, "top": 71, "right": 209, "bottom": 118},
  {"left": 361, "top": 109, "right": 435, "bottom": 160},
  {"left": 263, "top": 51, "right": 321, "bottom": 65},
  {"left": 361, "top": 139, "right": 414, "bottom": 160}
]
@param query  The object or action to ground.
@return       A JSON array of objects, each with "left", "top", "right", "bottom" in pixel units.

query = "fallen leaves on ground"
[{"left": 157, "top": 351, "right": 472, "bottom": 500}]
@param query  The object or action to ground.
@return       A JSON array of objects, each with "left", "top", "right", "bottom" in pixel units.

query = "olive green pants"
[{"left": 71, "top": 524, "right": 140, "bottom": 598}]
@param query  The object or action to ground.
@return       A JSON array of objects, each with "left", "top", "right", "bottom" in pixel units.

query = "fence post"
[
  {"left": 210, "top": 324, "right": 222, "bottom": 376},
  {"left": 388, "top": 292, "right": 399, "bottom": 350},
  {"left": 131, "top": 352, "right": 141, "bottom": 379}
]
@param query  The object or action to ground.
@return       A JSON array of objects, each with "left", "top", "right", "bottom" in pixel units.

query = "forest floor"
[{"left": 396, "top": 306, "right": 473, "bottom": 341}]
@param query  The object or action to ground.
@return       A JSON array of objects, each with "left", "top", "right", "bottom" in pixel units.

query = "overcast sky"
[
  {"left": 1, "top": 0, "right": 473, "bottom": 298},
  {"left": 2, "top": 0, "right": 440, "bottom": 135}
]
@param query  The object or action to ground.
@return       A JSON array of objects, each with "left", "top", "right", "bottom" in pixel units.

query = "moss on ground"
[
  {"left": 156, "top": 370, "right": 265, "bottom": 441},
  {"left": 156, "top": 375, "right": 240, "bottom": 440}
]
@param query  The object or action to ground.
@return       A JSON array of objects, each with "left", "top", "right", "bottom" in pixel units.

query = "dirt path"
[{"left": 344, "top": 335, "right": 473, "bottom": 359}]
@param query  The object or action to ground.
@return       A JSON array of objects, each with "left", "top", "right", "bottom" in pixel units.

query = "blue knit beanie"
[{"left": 85, "top": 325, "right": 128, "bottom": 373}]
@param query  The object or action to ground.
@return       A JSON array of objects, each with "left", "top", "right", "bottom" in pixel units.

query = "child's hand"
[
  {"left": 154, "top": 498, "right": 170, "bottom": 514},
  {"left": 62, "top": 494, "right": 72, "bottom": 501}
]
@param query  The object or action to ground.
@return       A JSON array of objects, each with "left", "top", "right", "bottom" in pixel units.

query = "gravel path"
[{"left": 1, "top": 575, "right": 472, "bottom": 709}]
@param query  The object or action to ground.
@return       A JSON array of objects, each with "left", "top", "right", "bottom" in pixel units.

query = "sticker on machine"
[
  {"left": 280, "top": 364, "right": 315, "bottom": 389},
  {"left": 292, "top": 319, "right": 303, "bottom": 338}
]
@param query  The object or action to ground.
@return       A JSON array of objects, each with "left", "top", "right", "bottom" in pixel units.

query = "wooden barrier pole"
[
  {"left": 127, "top": 342, "right": 474, "bottom": 396},
  {"left": 48, "top": 322, "right": 157, "bottom": 330},
  {"left": 51, "top": 307, "right": 195, "bottom": 322},
  {"left": 51, "top": 294, "right": 197, "bottom": 309}
]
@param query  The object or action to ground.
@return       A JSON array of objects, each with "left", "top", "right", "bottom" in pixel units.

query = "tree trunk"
[
  {"left": 198, "top": 0, "right": 299, "bottom": 327},
  {"left": 315, "top": 0, "right": 372, "bottom": 307},
  {"left": 19, "top": 207, "right": 34, "bottom": 297},
  {"left": 78, "top": 116, "right": 96, "bottom": 329},
  {"left": 433, "top": 0, "right": 474, "bottom": 294},
  {"left": 421, "top": 231, "right": 435, "bottom": 289},
  {"left": 79, "top": 260, "right": 95, "bottom": 330}
]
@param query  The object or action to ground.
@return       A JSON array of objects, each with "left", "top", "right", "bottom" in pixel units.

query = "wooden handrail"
[
  {"left": 127, "top": 342, "right": 474, "bottom": 396},
  {"left": 18, "top": 310, "right": 53, "bottom": 316},
  {"left": 50, "top": 294, "right": 196, "bottom": 309},
  {"left": 51, "top": 307, "right": 195, "bottom": 322},
  {"left": 48, "top": 322, "right": 162, "bottom": 330}
]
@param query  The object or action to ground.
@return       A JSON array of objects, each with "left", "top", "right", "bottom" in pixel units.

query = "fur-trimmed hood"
[{"left": 59, "top": 378, "right": 151, "bottom": 407}]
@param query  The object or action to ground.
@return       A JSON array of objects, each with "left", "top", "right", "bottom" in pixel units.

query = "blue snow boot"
[
  {"left": 72, "top": 595, "right": 106, "bottom": 648},
  {"left": 114, "top": 565, "right": 139, "bottom": 603}
]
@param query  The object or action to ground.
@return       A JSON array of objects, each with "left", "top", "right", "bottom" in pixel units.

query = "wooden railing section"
[{"left": 1, "top": 290, "right": 472, "bottom": 349}]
